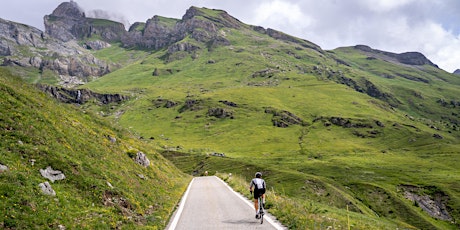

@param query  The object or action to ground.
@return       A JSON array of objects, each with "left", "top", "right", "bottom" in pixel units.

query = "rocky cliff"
[
  {"left": 0, "top": 17, "right": 112, "bottom": 86},
  {"left": 122, "top": 7, "right": 238, "bottom": 50},
  {"left": 44, "top": 1, "right": 126, "bottom": 43},
  {"left": 37, "top": 84, "right": 129, "bottom": 104}
]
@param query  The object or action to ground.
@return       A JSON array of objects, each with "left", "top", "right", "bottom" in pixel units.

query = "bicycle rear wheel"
[{"left": 259, "top": 197, "right": 264, "bottom": 224}]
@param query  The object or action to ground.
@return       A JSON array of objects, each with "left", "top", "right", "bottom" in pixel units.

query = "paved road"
[{"left": 167, "top": 176, "right": 285, "bottom": 230}]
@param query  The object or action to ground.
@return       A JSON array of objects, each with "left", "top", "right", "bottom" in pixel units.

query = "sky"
[{"left": 1, "top": 0, "right": 459, "bottom": 72}]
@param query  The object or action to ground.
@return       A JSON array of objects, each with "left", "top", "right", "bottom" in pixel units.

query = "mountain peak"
[
  {"left": 51, "top": 1, "right": 85, "bottom": 19},
  {"left": 182, "top": 6, "right": 242, "bottom": 29},
  {"left": 453, "top": 69, "right": 460, "bottom": 75}
]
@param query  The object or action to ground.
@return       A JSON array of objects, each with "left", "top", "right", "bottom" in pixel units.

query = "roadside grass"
[
  {"left": 0, "top": 68, "right": 190, "bottom": 229},
  {"left": 217, "top": 172, "right": 415, "bottom": 229},
  {"left": 161, "top": 142, "right": 459, "bottom": 229}
]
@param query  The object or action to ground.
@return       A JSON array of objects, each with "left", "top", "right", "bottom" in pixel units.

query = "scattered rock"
[
  {"left": 219, "top": 100, "right": 237, "bottom": 107},
  {"left": 107, "top": 182, "right": 114, "bottom": 188},
  {"left": 40, "top": 166, "right": 66, "bottom": 182},
  {"left": 39, "top": 181, "right": 56, "bottom": 196},
  {"left": 137, "top": 174, "right": 146, "bottom": 180},
  {"left": 0, "top": 164, "right": 8, "bottom": 173},
  {"left": 210, "top": 152, "right": 226, "bottom": 157},
  {"left": 178, "top": 99, "right": 203, "bottom": 113},
  {"left": 107, "top": 135, "right": 117, "bottom": 143},
  {"left": 265, "top": 107, "right": 304, "bottom": 127},
  {"left": 433, "top": 133, "right": 443, "bottom": 139},
  {"left": 135, "top": 152, "right": 150, "bottom": 167},
  {"left": 207, "top": 107, "right": 234, "bottom": 119}
]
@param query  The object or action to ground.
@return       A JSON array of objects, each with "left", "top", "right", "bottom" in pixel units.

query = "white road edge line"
[
  {"left": 215, "top": 176, "right": 287, "bottom": 230},
  {"left": 166, "top": 177, "right": 195, "bottom": 230}
]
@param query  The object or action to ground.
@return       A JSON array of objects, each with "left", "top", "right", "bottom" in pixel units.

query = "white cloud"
[
  {"left": 358, "top": 0, "right": 416, "bottom": 12},
  {"left": 251, "top": 0, "right": 313, "bottom": 34}
]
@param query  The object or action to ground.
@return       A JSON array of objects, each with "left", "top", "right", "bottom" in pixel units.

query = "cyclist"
[{"left": 249, "top": 172, "right": 266, "bottom": 219}]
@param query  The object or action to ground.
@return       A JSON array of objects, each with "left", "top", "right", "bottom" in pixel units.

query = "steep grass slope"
[{"left": 0, "top": 68, "right": 190, "bottom": 229}]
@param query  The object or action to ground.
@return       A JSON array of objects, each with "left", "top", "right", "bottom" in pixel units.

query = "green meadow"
[{"left": 81, "top": 13, "right": 460, "bottom": 229}]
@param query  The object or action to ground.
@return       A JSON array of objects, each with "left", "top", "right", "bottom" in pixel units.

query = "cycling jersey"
[{"left": 250, "top": 178, "right": 266, "bottom": 199}]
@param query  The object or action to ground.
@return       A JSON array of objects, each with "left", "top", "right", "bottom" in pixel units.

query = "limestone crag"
[
  {"left": 44, "top": 2, "right": 126, "bottom": 42},
  {"left": 0, "top": 17, "right": 112, "bottom": 82},
  {"left": 122, "top": 7, "right": 234, "bottom": 50}
]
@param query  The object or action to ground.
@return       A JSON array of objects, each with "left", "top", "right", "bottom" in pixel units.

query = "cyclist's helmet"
[{"left": 255, "top": 172, "right": 262, "bottom": 178}]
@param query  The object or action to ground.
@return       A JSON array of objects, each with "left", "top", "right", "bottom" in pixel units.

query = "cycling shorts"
[{"left": 253, "top": 188, "right": 265, "bottom": 199}]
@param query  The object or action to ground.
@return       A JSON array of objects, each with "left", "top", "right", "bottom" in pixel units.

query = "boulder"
[
  {"left": 135, "top": 152, "right": 150, "bottom": 167},
  {"left": 40, "top": 166, "right": 65, "bottom": 182},
  {"left": 39, "top": 181, "right": 56, "bottom": 196},
  {"left": 0, "top": 164, "right": 8, "bottom": 173}
]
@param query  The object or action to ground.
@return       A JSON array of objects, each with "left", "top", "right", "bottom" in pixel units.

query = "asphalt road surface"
[{"left": 167, "top": 176, "right": 285, "bottom": 230}]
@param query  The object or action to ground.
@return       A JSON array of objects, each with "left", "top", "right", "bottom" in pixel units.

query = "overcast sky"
[{"left": 1, "top": 0, "right": 459, "bottom": 72}]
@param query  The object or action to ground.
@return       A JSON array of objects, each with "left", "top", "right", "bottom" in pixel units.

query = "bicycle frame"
[{"left": 258, "top": 196, "right": 264, "bottom": 224}]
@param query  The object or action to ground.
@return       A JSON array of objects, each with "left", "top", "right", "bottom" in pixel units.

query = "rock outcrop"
[
  {"left": 39, "top": 182, "right": 56, "bottom": 196},
  {"left": 44, "top": 1, "right": 126, "bottom": 43},
  {"left": 40, "top": 166, "right": 66, "bottom": 182},
  {"left": 37, "top": 84, "right": 129, "bottom": 105},
  {"left": 135, "top": 152, "right": 150, "bottom": 167},
  {"left": 354, "top": 45, "right": 438, "bottom": 68},
  {"left": 123, "top": 7, "right": 235, "bottom": 50},
  {"left": 0, "top": 17, "right": 112, "bottom": 83},
  {"left": 453, "top": 69, "right": 460, "bottom": 75}
]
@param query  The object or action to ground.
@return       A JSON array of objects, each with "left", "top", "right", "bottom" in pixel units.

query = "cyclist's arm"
[{"left": 249, "top": 179, "right": 255, "bottom": 191}]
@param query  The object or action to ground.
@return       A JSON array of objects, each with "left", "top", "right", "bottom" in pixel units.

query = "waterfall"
[{"left": 77, "top": 90, "right": 81, "bottom": 102}]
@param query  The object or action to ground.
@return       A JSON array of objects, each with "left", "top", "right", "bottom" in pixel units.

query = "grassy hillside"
[
  {"left": 78, "top": 8, "right": 460, "bottom": 229},
  {"left": 0, "top": 68, "right": 190, "bottom": 229}
]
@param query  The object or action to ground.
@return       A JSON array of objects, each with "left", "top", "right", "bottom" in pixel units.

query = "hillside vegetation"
[
  {"left": 81, "top": 7, "right": 460, "bottom": 229},
  {"left": 0, "top": 68, "right": 190, "bottom": 229}
]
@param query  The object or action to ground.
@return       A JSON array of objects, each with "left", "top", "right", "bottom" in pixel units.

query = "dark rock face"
[
  {"left": 453, "top": 69, "right": 460, "bottom": 75},
  {"left": 37, "top": 84, "right": 129, "bottom": 104}
]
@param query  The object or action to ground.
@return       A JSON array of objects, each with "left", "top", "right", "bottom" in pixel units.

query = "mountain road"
[{"left": 166, "top": 176, "right": 285, "bottom": 230}]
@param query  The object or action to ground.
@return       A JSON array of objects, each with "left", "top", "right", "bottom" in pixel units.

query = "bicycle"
[
  {"left": 257, "top": 195, "right": 265, "bottom": 224},
  {"left": 250, "top": 190, "right": 265, "bottom": 224}
]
